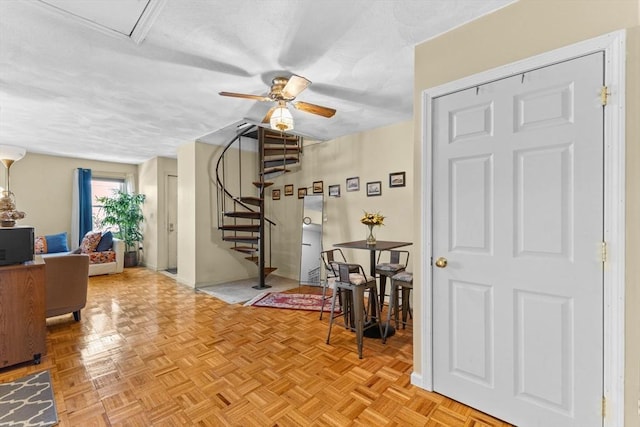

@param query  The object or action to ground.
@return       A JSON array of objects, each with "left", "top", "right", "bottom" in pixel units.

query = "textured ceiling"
[{"left": 0, "top": 0, "right": 515, "bottom": 164}]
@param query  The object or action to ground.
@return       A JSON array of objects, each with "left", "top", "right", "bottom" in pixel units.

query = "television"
[{"left": 0, "top": 226, "right": 34, "bottom": 266}]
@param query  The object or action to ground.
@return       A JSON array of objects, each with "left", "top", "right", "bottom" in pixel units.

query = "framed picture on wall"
[
  {"left": 346, "top": 176, "right": 360, "bottom": 192},
  {"left": 313, "top": 180, "right": 324, "bottom": 194},
  {"left": 366, "top": 181, "right": 382, "bottom": 197},
  {"left": 389, "top": 171, "right": 406, "bottom": 187},
  {"left": 328, "top": 184, "right": 341, "bottom": 197},
  {"left": 272, "top": 189, "right": 281, "bottom": 200},
  {"left": 284, "top": 184, "right": 294, "bottom": 196},
  {"left": 298, "top": 187, "right": 307, "bottom": 199}
]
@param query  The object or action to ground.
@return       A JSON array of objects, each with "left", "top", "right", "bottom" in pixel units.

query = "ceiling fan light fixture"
[{"left": 270, "top": 105, "right": 294, "bottom": 132}]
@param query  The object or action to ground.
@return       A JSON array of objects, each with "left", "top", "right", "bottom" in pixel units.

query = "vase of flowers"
[{"left": 360, "top": 211, "right": 385, "bottom": 245}]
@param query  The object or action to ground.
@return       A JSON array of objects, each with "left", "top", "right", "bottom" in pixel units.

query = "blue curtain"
[{"left": 77, "top": 168, "right": 92, "bottom": 245}]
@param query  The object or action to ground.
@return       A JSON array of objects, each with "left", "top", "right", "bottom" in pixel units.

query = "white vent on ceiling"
[{"left": 37, "top": 0, "right": 166, "bottom": 44}]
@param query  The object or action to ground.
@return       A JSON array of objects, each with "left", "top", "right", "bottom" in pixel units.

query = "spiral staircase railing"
[{"left": 215, "top": 125, "right": 301, "bottom": 289}]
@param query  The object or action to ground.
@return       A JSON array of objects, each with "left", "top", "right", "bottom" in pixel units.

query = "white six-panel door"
[{"left": 431, "top": 53, "right": 604, "bottom": 427}]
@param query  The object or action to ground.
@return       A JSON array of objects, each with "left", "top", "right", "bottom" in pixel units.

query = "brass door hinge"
[
  {"left": 600, "top": 86, "right": 610, "bottom": 106},
  {"left": 601, "top": 241, "right": 607, "bottom": 263},
  {"left": 602, "top": 396, "right": 606, "bottom": 417}
]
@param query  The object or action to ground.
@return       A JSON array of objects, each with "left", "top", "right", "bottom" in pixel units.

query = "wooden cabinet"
[{"left": 0, "top": 258, "right": 46, "bottom": 368}]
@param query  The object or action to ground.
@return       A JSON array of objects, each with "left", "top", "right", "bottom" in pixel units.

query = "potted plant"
[{"left": 96, "top": 190, "right": 146, "bottom": 267}]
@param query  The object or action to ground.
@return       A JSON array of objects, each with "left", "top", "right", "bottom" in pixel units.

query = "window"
[{"left": 92, "top": 177, "right": 125, "bottom": 231}]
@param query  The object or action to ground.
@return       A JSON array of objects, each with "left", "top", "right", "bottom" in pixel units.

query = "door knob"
[{"left": 435, "top": 257, "right": 448, "bottom": 268}]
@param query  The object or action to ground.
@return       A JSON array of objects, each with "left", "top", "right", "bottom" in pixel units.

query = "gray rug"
[
  {"left": 0, "top": 370, "right": 58, "bottom": 427},
  {"left": 198, "top": 275, "right": 301, "bottom": 304}
]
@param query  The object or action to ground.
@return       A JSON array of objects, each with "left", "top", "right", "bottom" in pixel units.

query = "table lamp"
[{"left": 0, "top": 145, "right": 26, "bottom": 227}]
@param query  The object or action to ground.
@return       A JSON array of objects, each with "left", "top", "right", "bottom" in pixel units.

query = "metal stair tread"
[
  {"left": 232, "top": 246, "right": 257, "bottom": 254},
  {"left": 262, "top": 154, "right": 299, "bottom": 161},
  {"left": 263, "top": 147, "right": 300, "bottom": 155},
  {"left": 263, "top": 267, "right": 278, "bottom": 275},
  {"left": 262, "top": 166, "right": 290, "bottom": 175},
  {"left": 220, "top": 224, "right": 260, "bottom": 232},
  {"left": 263, "top": 159, "right": 298, "bottom": 169},
  {"left": 223, "top": 236, "right": 259, "bottom": 243},
  {"left": 263, "top": 135, "right": 299, "bottom": 145},
  {"left": 225, "top": 211, "right": 260, "bottom": 219},
  {"left": 252, "top": 181, "right": 274, "bottom": 188},
  {"left": 237, "top": 196, "right": 262, "bottom": 206}
]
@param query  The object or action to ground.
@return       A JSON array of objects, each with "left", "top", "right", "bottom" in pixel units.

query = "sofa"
[
  {"left": 36, "top": 231, "right": 124, "bottom": 276},
  {"left": 81, "top": 237, "right": 125, "bottom": 276},
  {"left": 43, "top": 254, "right": 89, "bottom": 320}
]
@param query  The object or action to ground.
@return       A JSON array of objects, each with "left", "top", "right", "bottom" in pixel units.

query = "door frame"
[
  {"left": 415, "top": 30, "right": 626, "bottom": 426},
  {"left": 165, "top": 173, "right": 178, "bottom": 270}
]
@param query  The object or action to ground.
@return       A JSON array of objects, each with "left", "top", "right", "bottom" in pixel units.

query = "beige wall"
[
  {"left": 177, "top": 141, "right": 261, "bottom": 287},
  {"left": 139, "top": 156, "right": 177, "bottom": 271},
  {"left": 413, "top": 0, "right": 640, "bottom": 424},
  {"left": 627, "top": 23, "right": 640, "bottom": 427},
  {"left": 139, "top": 158, "right": 158, "bottom": 268},
  {"left": 177, "top": 143, "right": 197, "bottom": 285},
  {"left": 4, "top": 152, "right": 137, "bottom": 242},
  {"left": 267, "top": 120, "right": 414, "bottom": 280}
]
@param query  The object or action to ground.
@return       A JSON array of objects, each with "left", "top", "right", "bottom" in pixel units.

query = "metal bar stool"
[
  {"left": 326, "top": 262, "right": 383, "bottom": 359},
  {"left": 319, "top": 249, "right": 348, "bottom": 321},
  {"left": 383, "top": 271, "right": 413, "bottom": 344},
  {"left": 375, "top": 250, "right": 409, "bottom": 309}
]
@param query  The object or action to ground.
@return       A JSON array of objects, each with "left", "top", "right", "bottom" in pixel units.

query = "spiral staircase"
[{"left": 215, "top": 125, "right": 302, "bottom": 289}]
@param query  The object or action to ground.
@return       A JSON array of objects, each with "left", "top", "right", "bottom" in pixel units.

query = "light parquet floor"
[{"left": 0, "top": 267, "right": 513, "bottom": 427}]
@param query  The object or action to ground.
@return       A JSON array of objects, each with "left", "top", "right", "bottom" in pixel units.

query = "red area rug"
[{"left": 245, "top": 292, "right": 340, "bottom": 312}]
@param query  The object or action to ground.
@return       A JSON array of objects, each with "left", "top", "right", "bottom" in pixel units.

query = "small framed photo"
[
  {"left": 298, "top": 187, "right": 307, "bottom": 199},
  {"left": 313, "top": 180, "right": 324, "bottom": 194},
  {"left": 272, "top": 189, "right": 281, "bottom": 200},
  {"left": 389, "top": 171, "right": 406, "bottom": 188},
  {"left": 346, "top": 176, "right": 360, "bottom": 192},
  {"left": 284, "top": 184, "right": 294, "bottom": 196},
  {"left": 328, "top": 184, "right": 341, "bottom": 197},
  {"left": 366, "top": 181, "right": 382, "bottom": 197}
]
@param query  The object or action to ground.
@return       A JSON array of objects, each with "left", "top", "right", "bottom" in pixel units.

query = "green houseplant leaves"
[{"left": 96, "top": 190, "right": 146, "bottom": 256}]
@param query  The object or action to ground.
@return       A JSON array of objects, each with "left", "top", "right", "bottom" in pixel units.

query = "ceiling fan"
[{"left": 219, "top": 74, "right": 336, "bottom": 132}]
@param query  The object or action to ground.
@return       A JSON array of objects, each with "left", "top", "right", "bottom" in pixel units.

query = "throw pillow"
[
  {"left": 95, "top": 231, "right": 113, "bottom": 252},
  {"left": 34, "top": 235, "right": 48, "bottom": 254},
  {"left": 79, "top": 231, "right": 102, "bottom": 254},
  {"left": 45, "top": 232, "right": 69, "bottom": 253}
]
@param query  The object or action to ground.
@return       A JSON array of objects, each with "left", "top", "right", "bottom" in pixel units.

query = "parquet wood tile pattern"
[{"left": 0, "top": 268, "right": 513, "bottom": 426}]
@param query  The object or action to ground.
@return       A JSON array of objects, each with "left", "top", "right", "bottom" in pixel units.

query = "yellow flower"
[{"left": 360, "top": 211, "right": 385, "bottom": 226}]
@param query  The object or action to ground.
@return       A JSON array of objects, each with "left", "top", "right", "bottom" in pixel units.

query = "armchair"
[{"left": 43, "top": 254, "right": 89, "bottom": 321}]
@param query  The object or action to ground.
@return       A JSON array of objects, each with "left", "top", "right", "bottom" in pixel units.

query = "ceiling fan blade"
[
  {"left": 219, "top": 91, "right": 271, "bottom": 102},
  {"left": 262, "top": 106, "right": 276, "bottom": 123},
  {"left": 281, "top": 75, "right": 311, "bottom": 99},
  {"left": 293, "top": 101, "right": 336, "bottom": 118}
]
